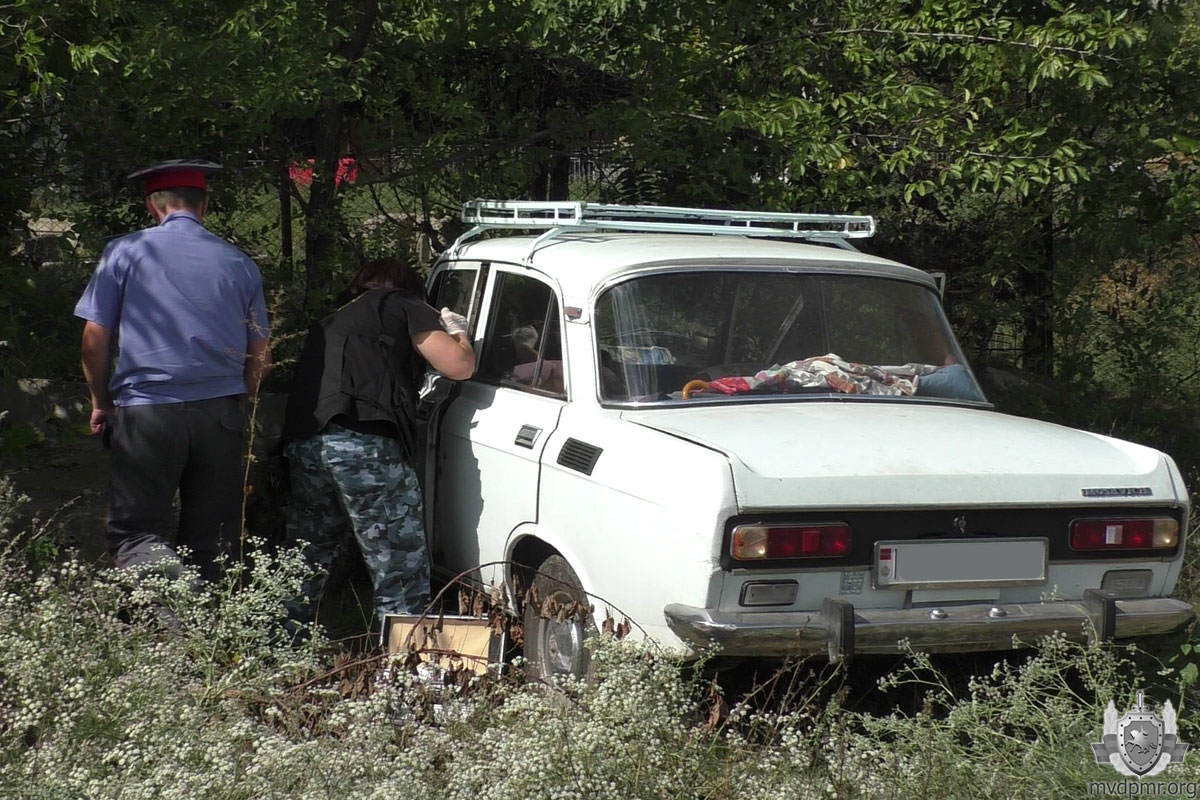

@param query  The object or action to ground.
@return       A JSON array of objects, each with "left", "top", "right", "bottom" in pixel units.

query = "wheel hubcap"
[{"left": 541, "top": 616, "right": 584, "bottom": 675}]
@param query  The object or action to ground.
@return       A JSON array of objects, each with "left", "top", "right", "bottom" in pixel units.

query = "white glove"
[{"left": 440, "top": 307, "right": 469, "bottom": 337}]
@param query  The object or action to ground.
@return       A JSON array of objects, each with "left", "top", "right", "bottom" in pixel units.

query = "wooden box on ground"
[{"left": 382, "top": 615, "right": 505, "bottom": 676}]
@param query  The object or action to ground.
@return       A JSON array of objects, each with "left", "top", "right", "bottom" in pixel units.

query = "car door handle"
[{"left": 514, "top": 424, "right": 541, "bottom": 449}]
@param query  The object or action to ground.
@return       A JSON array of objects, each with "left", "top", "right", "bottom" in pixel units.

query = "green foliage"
[
  {"left": 3, "top": 8, "right": 1199, "bottom": 793},
  {"left": 0, "top": 256, "right": 95, "bottom": 380},
  {"left": 0, "top": 478, "right": 1194, "bottom": 798},
  {"left": 3, "top": 0, "right": 1200, "bottom": 482},
  {"left": 850, "top": 635, "right": 1195, "bottom": 797},
  {"left": 0, "top": 477, "right": 30, "bottom": 543},
  {"left": 0, "top": 423, "right": 43, "bottom": 459},
  {"left": 0, "top": 534, "right": 1195, "bottom": 798},
  {"left": 0, "top": 477, "right": 59, "bottom": 574},
  {"left": 16, "top": 0, "right": 1196, "bottom": 229}
]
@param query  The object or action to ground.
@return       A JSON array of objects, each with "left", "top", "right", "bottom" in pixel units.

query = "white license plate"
[{"left": 874, "top": 538, "right": 1048, "bottom": 590}]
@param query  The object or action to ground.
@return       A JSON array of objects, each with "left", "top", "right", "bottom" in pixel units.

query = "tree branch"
[
  {"left": 338, "top": 0, "right": 378, "bottom": 63},
  {"left": 355, "top": 127, "right": 561, "bottom": 187},
  {"left": 676, "top": 23, "right": 1122, "bottom": 84},
  {"left": 839, "top": 27, "right": 1122, "bottom": 62}
]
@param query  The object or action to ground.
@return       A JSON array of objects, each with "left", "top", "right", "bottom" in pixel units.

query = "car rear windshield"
[{"left": 595, "top": 270, "right": 986, "bottom": 404}]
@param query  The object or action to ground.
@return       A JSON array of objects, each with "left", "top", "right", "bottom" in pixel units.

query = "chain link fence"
[{"left": 198, "top": 148, "right": 630, "bottom": 274}]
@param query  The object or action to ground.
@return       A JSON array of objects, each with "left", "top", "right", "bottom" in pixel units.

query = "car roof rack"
[{"left": 447, "top": 199, "right": 876, "bottom": 262}]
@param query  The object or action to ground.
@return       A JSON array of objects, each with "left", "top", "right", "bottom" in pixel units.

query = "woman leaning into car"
[{"left": 280, "top": 257, "right": 474, "bottom": 634}]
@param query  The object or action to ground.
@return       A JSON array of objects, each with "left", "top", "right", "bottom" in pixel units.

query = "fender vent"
[{"left": 557, "top": 438, "right": 602, "bottom": 475}]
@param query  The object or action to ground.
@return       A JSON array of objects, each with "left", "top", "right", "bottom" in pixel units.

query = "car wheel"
[{"left": 522, "top": 554, "right": 595, "bottom": 681}]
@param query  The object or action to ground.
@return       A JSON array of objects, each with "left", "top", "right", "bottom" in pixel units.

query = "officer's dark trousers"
[{"left": 107, "top": 396, "right": 245, "bottom": 584}]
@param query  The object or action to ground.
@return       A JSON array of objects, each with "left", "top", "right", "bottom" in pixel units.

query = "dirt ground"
[
  {"left": 2, "top": 432, "right": 111, "bottom": 565},
  {"left": 0, "top": 380, "right": 385, "bottom": 645},
  {"left": 1, "top": 429, "right": 380, "bottom": 645},
  {"left": 1, "top": 382, "right": 287, "bottom": 563}
]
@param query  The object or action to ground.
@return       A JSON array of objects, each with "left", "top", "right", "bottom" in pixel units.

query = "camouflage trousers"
[{"left": 283, "top": 424, "right": 430, "bottom": 623}]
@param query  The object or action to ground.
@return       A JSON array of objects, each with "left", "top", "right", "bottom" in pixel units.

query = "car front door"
[
  {"left": 429, "top": 266, "right": 567, "bottom": 589},
  {"left": 420, "top": 261, "right": 485, "bottom": 565}
]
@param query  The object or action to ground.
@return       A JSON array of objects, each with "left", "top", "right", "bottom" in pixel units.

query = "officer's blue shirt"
[{"left": 74, "top": 211, "right": 270, "bottom": 406}]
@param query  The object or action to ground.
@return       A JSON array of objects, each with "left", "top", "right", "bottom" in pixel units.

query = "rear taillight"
[
  {"left": 731, "top": 523, "right": 852, "bottom": 560},
  {"left": 1069, "top": 518, "right": 1179, "bottom": 551}
]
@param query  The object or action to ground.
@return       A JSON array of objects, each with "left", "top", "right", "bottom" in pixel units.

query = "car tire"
[{"left": 522, "top": 554, "right": 595, "bottom": 681}]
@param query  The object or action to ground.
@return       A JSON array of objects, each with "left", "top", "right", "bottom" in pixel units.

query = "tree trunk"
[
  {"left": 303, "top": 98, "right": 345, "bottom": 313},
  {"left": 528, "top": 149, "right": 570, "bottom": 201},
  {"left": 549, "top": 153, "right": 570, "bottom": 201},
  {"left": 278, "top": 161, "right": 293, "bottom": 268},
  {"left": 529, "top": 158, "right": 549, "bottom": 201},
  {"left": 1019, "top": 204, "right": 1056, "bottom": 375},
  {"left": 300, "top": 0, "right": 379, "bottom": 314}
]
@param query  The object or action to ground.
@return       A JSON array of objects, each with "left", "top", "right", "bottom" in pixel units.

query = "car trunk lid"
[{"left": 622, "top": 402, "right": 1177, "bottom": 510}]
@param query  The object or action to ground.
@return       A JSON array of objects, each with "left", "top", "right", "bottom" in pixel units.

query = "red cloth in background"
[{"left": 288, "top": 157, "right": 358, "bottom": 187}]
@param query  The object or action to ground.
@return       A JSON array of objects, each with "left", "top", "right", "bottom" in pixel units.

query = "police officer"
[
  {"left": 75, "top": 159, "right": 271, "bottom": 583},
  {"left": 281, "top": 257, "right": 474, "bottom": 628}
]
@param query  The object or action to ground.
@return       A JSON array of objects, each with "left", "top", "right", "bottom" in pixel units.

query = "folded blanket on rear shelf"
[{"left": 697, "top": 354, "right": 941, "bottom": 397}]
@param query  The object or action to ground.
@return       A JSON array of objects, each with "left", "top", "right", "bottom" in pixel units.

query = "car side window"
[
  {"left": 428, "top": 267, "right": 478, "bottom": 317},
  {"left": 478, "top": 272, "right": 565, "bottom": 398}
]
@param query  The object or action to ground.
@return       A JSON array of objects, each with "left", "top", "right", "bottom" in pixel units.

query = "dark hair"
[{"left": 345, "top": 257, "right": 426, "bottom": 301}]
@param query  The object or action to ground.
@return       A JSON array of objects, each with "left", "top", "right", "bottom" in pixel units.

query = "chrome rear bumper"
[{"left": 663, "top": 594, "right": 1195, "bottom": 658}]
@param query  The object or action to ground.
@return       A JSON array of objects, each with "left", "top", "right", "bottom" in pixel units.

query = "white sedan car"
[{"left": 418, "top": 200, "right": 1193, "bottom": 678}]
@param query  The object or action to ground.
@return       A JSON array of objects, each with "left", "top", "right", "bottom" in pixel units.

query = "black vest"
[{"left": 283, "top": 289, "right": 425, "bottom": 461}]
